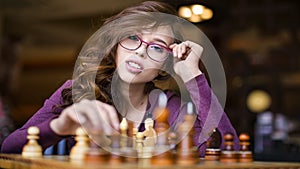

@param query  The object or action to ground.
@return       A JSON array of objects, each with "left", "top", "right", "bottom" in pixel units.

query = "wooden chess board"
[{"left": 1, "top": 154, "right": 300, "bottom": 169}]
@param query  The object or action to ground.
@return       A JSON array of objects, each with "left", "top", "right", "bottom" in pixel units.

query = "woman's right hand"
[{"left": 50, "top": 99, "right": 120, "bottom": 136}]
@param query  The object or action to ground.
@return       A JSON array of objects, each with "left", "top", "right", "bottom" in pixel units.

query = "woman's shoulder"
[
  {"left": 62, "top": 79, "right": 73, "bottom": 88},
  {"left": 53, "top": 80, "right": 72, "bottom": 94},
  {"left": 47, "top": 80, "right": 73, "bottom": 102}
]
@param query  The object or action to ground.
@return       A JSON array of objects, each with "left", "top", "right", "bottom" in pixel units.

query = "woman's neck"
[{"left": 118, "top": 81, "right": 148, "bottom": 122}]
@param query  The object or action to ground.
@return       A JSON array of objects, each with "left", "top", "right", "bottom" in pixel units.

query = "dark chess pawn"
[
  {"left": 205, "top": 129, "right": 221, "bottom": 161},
  {"left": 238, "top": 133, "right": 253, "bottom": 163},
  {"left": 220, "top": 133, "right": 238, "bottom": 163}
]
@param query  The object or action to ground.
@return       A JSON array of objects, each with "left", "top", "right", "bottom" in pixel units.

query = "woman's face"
[{"left": 116, "top": 25, "right": 174, "bottom": 84}]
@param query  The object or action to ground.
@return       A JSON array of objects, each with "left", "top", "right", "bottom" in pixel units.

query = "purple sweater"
[{"left": 1, "top": 74, "right": 239, "bottom": 157}]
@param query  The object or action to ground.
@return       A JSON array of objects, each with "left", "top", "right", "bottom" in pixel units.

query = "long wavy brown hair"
[{"left": 60, "top": 1, "right": 183, "bottom": 112}]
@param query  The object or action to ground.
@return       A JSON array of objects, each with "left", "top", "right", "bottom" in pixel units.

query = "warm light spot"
[
  {"left": 191, "top": 4, "right": 204, "bottom": 15},
  {"left": 178, "top": 6, "right": 192, "bottom": 18},
  {"left": 178, "top": 4, "right": 213, "bottom": 23},
  {"left": 247, "top": 90, "right": 272, "bottom": 113},
  {"left": 202, "top": 8, "right": 213, "bottom": 20},
  {"left": 189, "top": 14, "right": 202, "bottom": 23}
]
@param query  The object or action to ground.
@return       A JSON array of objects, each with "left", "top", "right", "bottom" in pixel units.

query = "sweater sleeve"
[
  {"left": 0, "top": 80, "right": 72, "bottom": 154},
  {"left": 185, "top": 74, "right": 240, "bottom": 157}
]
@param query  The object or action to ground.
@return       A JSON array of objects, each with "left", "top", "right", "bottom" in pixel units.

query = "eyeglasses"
[{"left": 119, "top": 35, "right": 172, "bottom": 62}]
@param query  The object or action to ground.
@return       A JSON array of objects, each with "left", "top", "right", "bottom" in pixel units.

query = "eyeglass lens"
[{"left": 120, "top": 35, "right": 171, "bottom": 62}]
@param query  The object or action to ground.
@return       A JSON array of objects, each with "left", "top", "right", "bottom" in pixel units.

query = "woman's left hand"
[{"left": 169, "top": 41, "right": 203, "bottom": 82}]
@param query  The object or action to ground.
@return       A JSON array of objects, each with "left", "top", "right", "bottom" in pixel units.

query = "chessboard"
[
  {"left": 1, "top": 153, "right": 300, "bottom": 169},
  {"left": 1, "top": 95, "right": 300, "bottom": 169}
]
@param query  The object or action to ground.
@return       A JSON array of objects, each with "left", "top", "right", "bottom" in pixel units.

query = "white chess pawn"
[
  {"left": 70, "top": 127, "right": 89, "bottom": 161},
  {"left": 22, "top": 126, "right": 43, "bottom": 158},
  {"left": 120, "top": 117, "right": 128, "bottom": 149}
]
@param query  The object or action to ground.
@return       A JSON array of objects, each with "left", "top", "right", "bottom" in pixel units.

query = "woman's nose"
[{"left": 135, "top": 44, "right": 147, "bottom": 58}]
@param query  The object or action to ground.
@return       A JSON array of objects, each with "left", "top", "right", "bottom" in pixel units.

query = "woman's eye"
[
  {"left": 128, "top": 35, "right": 139, "bottom": 41},
  {"left": 150, "top": 45, "right": 164, "bottom": 53}
]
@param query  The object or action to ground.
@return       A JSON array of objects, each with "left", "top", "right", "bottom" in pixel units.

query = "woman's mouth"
[{"left": 126, "top": 60, "right": 143, "bottom": 73}]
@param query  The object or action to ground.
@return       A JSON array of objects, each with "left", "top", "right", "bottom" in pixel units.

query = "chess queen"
[{"left": 1, "top": 1, "right": 239, "bottom": 157}]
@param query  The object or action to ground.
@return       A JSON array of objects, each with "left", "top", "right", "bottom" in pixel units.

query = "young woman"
[{"left": 1, "top": 1, "right": 239, "bottom": 157}]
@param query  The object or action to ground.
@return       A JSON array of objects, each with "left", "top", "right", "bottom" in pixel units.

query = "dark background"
[{"left": 0, "top": 0, "right": 299, "bottom": 161}]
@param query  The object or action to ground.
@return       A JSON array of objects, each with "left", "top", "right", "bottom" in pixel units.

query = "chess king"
[{"left": 1, "top": 1, "right": 239, "bottom": 157}]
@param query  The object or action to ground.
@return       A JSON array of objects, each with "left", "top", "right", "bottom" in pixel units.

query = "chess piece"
[
  {"left": 135, "top": 132, "right": 144, "bottom": 157},
  {"left": 220, "top": 133, "right": 238, "bottom": 163},
  {"left": 205, "top": 129, "right": 221, "bottom": 161},
  {"left": 70, "top": 127, "right": 89, "bottom": 161},
  {"left": 132, "top": 127, "right": 138, "bottom": 149},
  {"left": 122, "top": 120, "right": 138, "bottom": 163},
  {"left": 136, "top": 131, "right": 151, "bottom": 167},
  {"left": 141, "top": 117, "right": 157, "bottom": 159},
  {"left": 151, "top": 93, "right": 174, "bottom": 165},
  {"left": 126, "top": 120, "right": 135, "bottom": 147},
  {"left": 143, "top": 115, "right": 157, "bottom": 147},
  {"left": 238, "top": 133, "right": 253, "bottom": 162},
  {"left": 22, "top": 126, "right": 42, "bottom": 158},
  {"left": 176, "top": 102, "right": 199, "bottom": 165},
  {"left": 120, "top": 117, "right": 128, "bottom": 149}
]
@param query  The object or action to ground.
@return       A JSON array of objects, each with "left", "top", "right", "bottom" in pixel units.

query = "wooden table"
[{"left": 1, "top": 154, "right": 300, "bottom": 169}]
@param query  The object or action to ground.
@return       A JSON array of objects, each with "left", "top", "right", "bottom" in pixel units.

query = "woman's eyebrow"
[{"left": 152, "top": 38, "right": 168, "bottom": 46}]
